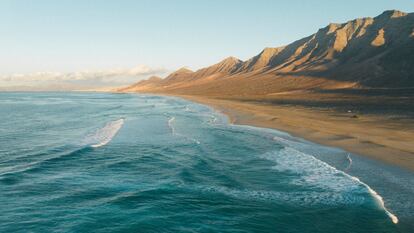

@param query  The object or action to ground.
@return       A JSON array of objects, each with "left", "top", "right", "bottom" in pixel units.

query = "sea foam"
[
  {"left": 83, "top": 119, "right": 125, "bottom": 148},
  {"left": 264, "top": 142, "right": 399, "bottom": 224}
]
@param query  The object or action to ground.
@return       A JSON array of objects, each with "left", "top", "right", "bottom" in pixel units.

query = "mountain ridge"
[{"left": 121, "top": 10, "right": 414, "bottom": 95}]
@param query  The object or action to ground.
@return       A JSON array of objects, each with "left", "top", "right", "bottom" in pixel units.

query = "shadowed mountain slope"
[{"left": 122, "top": 10, "right": 414, "bottom": 96}]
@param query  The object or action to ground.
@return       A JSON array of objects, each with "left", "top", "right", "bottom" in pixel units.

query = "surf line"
[
  {"left": 311, "top": 150, "right": 398, "bottom": 223},
  {"left": 271, "top": 138, "right": 398, "bottom": 224},
  {"left": 350, "top": 176, "right": 398, "bottom": 224},
  {"left": 167, "top": 116, "right": 200, "bottom": 144}
]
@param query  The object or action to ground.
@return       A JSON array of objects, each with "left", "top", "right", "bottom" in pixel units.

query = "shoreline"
[{"left": 177, "top": 95, "right": 414, "bottom": 172}]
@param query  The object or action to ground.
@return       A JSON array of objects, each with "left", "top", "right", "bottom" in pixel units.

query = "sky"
[{"left": 1, "top": 0, "right": 413, "bottom": 89}]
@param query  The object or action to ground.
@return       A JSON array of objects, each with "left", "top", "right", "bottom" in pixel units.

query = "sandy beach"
[{"left": 179, "top": 94, "right": 414, "bottom": 172}]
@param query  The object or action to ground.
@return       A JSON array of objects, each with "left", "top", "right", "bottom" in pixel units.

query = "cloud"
[{"left": 0, "top": 65, "right": 168, "bottom": 90}]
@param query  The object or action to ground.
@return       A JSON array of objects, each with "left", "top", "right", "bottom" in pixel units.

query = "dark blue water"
[{"left": 0, "top": 92, "right": 410, "bottom": 232}]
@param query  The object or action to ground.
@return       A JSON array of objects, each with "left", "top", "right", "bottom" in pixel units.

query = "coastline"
[{"left": 177, "top": 95, "right": 414, "bottom": 172}]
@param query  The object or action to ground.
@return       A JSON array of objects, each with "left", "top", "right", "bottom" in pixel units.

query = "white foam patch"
[
  {"left": 260, "top": 147, "right": 398, "bottom": 224},
  {"left": 272, "top": 135, "right": 293, "bottom": 145},
  {"left": 83, "top": 119, "right": 124, "bottom": 148},
  {"left": 184, "top": 106, "right": 192, "bottom": 112},
  {"left": 210, "top": 115, "right": 218, "bottom": 124},
  {"left": 260, "top": 148, "right": 362, "bottom": 192},
  {"left": 194, "top": 185, "right": 367, "bottom": 207}
]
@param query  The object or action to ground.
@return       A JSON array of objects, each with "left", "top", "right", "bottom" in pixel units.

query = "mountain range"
[{"left": 120, "top": 10, "right": 414, "bottom": 96}]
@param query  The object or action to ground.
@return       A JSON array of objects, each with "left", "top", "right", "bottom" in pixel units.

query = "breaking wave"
[
  {"left": 260, "top": 146, "right": 398, "bottom": 224},
  {"left": 272, "top": 137, "right": 398, "bottom": 224},
  {"left": 83, "top": 119, "right": 125, "bottom": 148},
  {"left": 193, "top": 185, "right": 367, "bottom": 207}
]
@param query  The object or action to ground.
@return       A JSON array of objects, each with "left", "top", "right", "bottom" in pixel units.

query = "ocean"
[{"left": 0, "top": 92, "right": 413, "bottom": 233}]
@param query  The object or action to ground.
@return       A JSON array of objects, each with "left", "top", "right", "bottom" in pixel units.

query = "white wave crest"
[
  {"left": 260, "top": 147, "right": 398, "bottom": 224},
  {"left": 195, "top": 185, "right": 367, "bottom": 207},
  {"left": 83, "top": 119, "right": 124, "bottom": 148}
]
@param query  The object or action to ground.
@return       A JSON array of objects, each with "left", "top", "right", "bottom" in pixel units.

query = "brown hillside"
[{"left": 121, "top": 10, "right": 414, "bottom": 96}]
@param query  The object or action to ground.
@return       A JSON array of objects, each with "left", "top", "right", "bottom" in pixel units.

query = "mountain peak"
[
  {"left": 238, "top": 47, "right": 285, "bottom": 72},
  {"left": 187, "top": 56, "right": 243, "bottom": 80},
  {"left": 122, "top": 9, "right": 414, "bottom": 93},
  {"left": 219, "top": 56, "right": 242, "bottom": 66},
  {"left": 378, "top": 10, "right": 407, "bottom": 19},
  {"left": 163, "top": 67, "right": 194, "bottom": 82},
  {"left": 147, "top": 76, "right": 162, "bottom": 81},
  {"left": 222, "top": 56, "right": 241, "bottom": 62},
  {"left": 205, "top": 56, "right": 242, "bottom": 74},
  {"left": 174, "top": 67, "right": 193, "bottom": 74}
]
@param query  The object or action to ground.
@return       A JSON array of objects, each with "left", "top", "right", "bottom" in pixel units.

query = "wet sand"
[{"left": 178, "top": 95, "right": 414, "bottom": 172}]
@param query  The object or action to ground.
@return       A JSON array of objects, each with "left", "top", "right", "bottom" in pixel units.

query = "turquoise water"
[{"left": 0, "top": 92, "right": 408, "bottom": 232}]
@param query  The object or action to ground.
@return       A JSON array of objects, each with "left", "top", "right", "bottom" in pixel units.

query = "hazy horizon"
[{"left": 1, "top": 0, "right": 414, "bottom": 89}]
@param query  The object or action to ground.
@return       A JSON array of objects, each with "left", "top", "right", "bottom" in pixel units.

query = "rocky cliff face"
[{"left": 122, "top": 10, "right": 414, "bottom": 94}]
